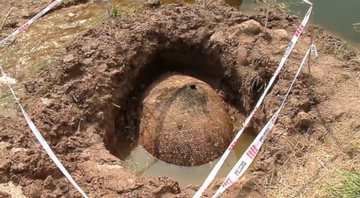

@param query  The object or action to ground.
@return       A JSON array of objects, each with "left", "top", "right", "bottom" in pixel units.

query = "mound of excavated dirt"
[
  {"left": 5, "top": 0, "right": 357, "bottom": 197},
  {"left": 139, "top": 74, "right": 233, "bottom": 166},
  {"left": 0, "top": 0, "right": 299, "bottom": 196}
]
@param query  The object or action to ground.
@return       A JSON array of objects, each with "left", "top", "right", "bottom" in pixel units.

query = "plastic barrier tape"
[
  {"left": 0, "top": 0, "right": 89, "bottom": 197},
  {"left": 303, "top": 0, "right": 313, "bottom": 6},
  {"left": 0, "top": 0, "right": 62, "bottom": 46},
  {"left": 0, "top": 78, "right": 89, "bottom": 198},
  {"left": 212, "top": 44, "right": 317, "bottom": 198},
  {"left": 0, "top": 76, "right": 16, "bottom": 84},
  {"left": 193, "top": 4, "right": 313, "bottom": 198}
]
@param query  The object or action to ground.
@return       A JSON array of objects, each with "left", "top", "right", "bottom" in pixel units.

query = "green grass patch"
[
  {"left": 107, "top": 4, "right": 141, "bottom": 19},
  {"left": 327, "top": 170, "right": 360, "bottom": 198}
]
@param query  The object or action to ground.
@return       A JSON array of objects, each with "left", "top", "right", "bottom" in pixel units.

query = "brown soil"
[{"left": 0, "top": 0, "right": 359, "bottom": 197}]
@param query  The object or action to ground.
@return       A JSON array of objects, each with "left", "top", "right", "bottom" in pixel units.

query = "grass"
[
  {"left": 107, "top": 5, "right": 141, "bottom": 19},
  {"left": 110, "top": 6, "right": 121, "bottom": 18},
  {"left": 327, "top": 171, "right": 360, "bottom": 198},
  {"left": 253, "top": 0, "right": 291, "bottom": 19},
  {"left": 61, "top": 0, "right": 81, "bottom": 7},
  {"left": 311, "top": 27, "right": 360, "bottom": 64},
  {"left": 36, "top": 49, "right": 64, "bottom": 74},
  {"left": 323, "top": 41, "right": 347, "bottom": 57},
  {"left": 102, "top": 0, "right": 141, "bottom": 19}
]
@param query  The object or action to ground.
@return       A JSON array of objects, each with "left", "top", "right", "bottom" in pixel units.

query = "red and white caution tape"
[
  {"left": 193, "top": 3, "right": 313, "bottom": 198},
  {"left": 0, "top": 1, "right": 88, "bottom": 197},
  {"left": 212, "top": 44, "right": 317, "bottom": 197},
  {"left": 0, "top": 76, "right": 16, "bottom": 84},
  {"left": 303, "top": 0, "right": 313, "bottom": 6},
  {"left": 0, "top": 0, "right": 62, "bottom": 46},
  {"left": 0, "top": 75, "right": 89, "bottom": 198}
]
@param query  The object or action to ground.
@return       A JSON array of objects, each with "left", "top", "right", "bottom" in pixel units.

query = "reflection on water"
[
  {"left": 117, "top": 130, "right": 255, "bottom": 186},
  {"left": 0, "top": 3, "right": 107, "bottom": 117},
  {"left": 305, "top": 0, "right": 360, "bottom": 46},
  {"left": 226, "top": 0, "right": 242, "bottom": 9},
  {"left": 242, "top": 0, "right": 360, "bottom": 47}
]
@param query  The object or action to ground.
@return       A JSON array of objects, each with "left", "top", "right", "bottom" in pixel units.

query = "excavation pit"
[
  {"left": 107, "top": 41, "right": 265, "bottom": 183},
  {"left": 103, "top": 35, "right": 267, "bottom": 184},
  {"left": 12, "top": 1, "right": 305, "bottom": 196},
  {"left": 97, "top": 2, "right": 271, "bottom": 183}
]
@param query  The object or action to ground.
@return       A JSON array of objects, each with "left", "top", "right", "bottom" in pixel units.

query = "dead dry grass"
[{"left": 262, "top": 46, "right": 360, "bottom": 197}]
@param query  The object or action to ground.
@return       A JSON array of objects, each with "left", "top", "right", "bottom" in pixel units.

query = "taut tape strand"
[
  {"left": 2, "top": 80, "right": 89, "bottom": 198},
  {"left": 0, "top": 76, "right": 16, "bottom": 84},
  {"left": 0, "top": 0, "right": 89, "bottom": 197},
  {"left": 303, "top": 0, "right": 313, "bottom": 6},
  {"left": 212, "top": 44, "right": 317, "bottom": 197},
  {"left": 0, "top": 0, "right": 62, "bottom": 46},
  {"left": 193, "top": 4, "right": 313, "bottom": 198}
]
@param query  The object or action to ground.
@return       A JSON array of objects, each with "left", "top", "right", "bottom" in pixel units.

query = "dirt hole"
[{"left": 100, "top": 41, "right": 265, "bottom": 184}]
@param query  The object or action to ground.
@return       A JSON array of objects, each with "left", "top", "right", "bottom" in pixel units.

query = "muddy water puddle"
[
  {"left": 0, "top": 3, "right": 109, "bottom": 116},
  {"left": 116, "top": 131, "right": 255, "bottom": 186}
]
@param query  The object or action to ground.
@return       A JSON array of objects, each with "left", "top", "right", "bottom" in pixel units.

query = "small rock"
[
  {"left": 281, "top": 116, "right": 294, "bottom": 129},
  {"left": 351, "top": 119, "right": 360, "bottom": 129},
  {"left": 209, "top": 30, "right": 227, "bottom": 44},
  {"left": 239, "top": 20, "right": 262, "bottom": 35},
  {"left": 0, "top": 192, "right": 10, "bottom": 198},
  {"left": 263, "top": 156, "right": 275, "bottom": 164},
  {"left": 43, "top": 176, "right": 55, "bottom": 190},
  {"left": 236, "top": 46, "right": 249, "bottom": 65},
  {"left": 40, "top": 98, "right": 53, "bottom": 107},
  {"left": 97, "top": 63, "right": 108, "bottom": 73},
  {"left": 262, "top": 31, "right": 273, "bottom": 41},
  {"left": 0, "top": 159, "right": 10, "bottom": 172},
  {"left": 295, "top": 112, "right": 313, "bottom": 130},
  {"left": 226, "top": 20, "right": 262, "bottom": 41},
  {"left": 11, "top": 162, "right": 26, "bottom": 173},
  {"left": 96, "top": 111, "right": 104, "bottom": 120},
  {"left": 277, "top": 136, "right": 287, "bottom": 146},
  {"left": 341, "top": 73, "right": 351, "bottom": 81},
  {"left": 82, "top": 58, "right": 93, "bottom": 65},
  {"left": 271, "top": 29, "right": 288, "bottom": 40},
  {"left": 298, "top": 98, "right": 311, "bottom": 112},
  {"left": 67, "top": 12, "right": 77, "bottom": 18},
  {"left": 63, "top": 54, "right": 75, "bottom": 63},
  {"left": 334, "top": 110, "right": 346, "bottom": 121},
  {"left": 26, "top": 184, "right": 42, "bottom": 198},
  {"left": 144, "top": 0, "right": 161, "bottom": 8}
]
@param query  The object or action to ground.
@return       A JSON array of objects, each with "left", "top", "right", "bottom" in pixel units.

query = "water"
[
  {"left": 0, "top": 3, "right": 106, "bottom": 117},
  {"left": 242, "top": 0, "right": 360, "bottom": 47},
  {"left": 117, "top": 130, "right": 255, "bottom": 186}
]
